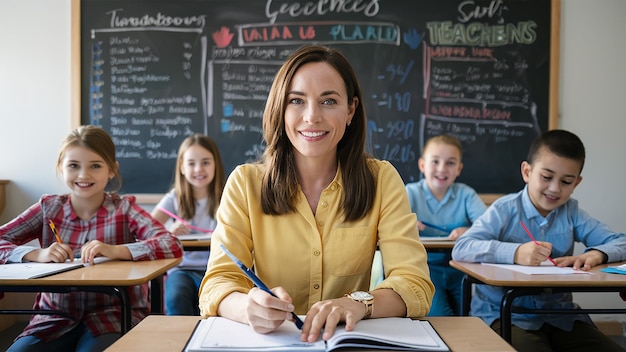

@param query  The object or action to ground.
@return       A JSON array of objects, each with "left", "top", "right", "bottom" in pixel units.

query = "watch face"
[{"left": 350, "top": 291, "right": 374, "bottom": 301}]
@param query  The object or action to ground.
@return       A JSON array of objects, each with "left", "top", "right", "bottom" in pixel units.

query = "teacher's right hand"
[{"left": 246, "top": 286, "right": 296, "bottom": 334}]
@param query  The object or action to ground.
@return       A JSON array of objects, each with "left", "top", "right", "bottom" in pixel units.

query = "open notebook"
[
  {"left": 0, "top": 257, "right": 112, "bottom": 279},
  {"left": 184, "top": 316, "right": 449, "bottom": 352}
]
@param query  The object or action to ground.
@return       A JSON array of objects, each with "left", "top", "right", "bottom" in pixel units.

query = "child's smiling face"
[
  {"left": 419, "top": 142, "right": 463, "bottom": 198},
  {"left": 60, "top": 145, "right": 114, "bottom": 201},
  {"left": 522, "top": 146, "right": 583, "bottom": 217}
]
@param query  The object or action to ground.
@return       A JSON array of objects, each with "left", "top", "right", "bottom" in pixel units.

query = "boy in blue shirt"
[
  {"left": 406, "top": 134, "right": 487, "bottom": 316},
  {"left": 452, "top": 129, "right": 626, "bottom": 351}
]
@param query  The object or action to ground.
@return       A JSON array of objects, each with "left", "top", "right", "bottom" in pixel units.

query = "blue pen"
[
  {"left": 420, "top": 221, "right": 448, "bottom": 233},
  {"left": 220, "top": 244, "right": 304, "bottom": 330}
]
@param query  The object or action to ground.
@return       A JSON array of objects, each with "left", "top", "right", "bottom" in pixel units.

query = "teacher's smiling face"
[{"left": 284, "top": 61, "right": 357, "bottom": 163}]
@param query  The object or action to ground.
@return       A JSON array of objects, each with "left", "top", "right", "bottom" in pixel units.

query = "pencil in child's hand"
[
  {"left": 520, "top": 221, "right": 557, "bottom": 266},
  {"left": 48, "top": 219, "right": 63, "bottom": 244},
  {"left": 157, "top": 206, "right": 214, "bottom": 233},
  {"left": 420, "top": 221, "right": 448, "bottom": 233}
]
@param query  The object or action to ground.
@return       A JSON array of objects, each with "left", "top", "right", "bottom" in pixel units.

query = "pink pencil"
[
  {"left": 520, "top": 221, "right": 557, "bottom": 266},
  {"left": 157, "top": 207, "right": 213, "bottom": 233}
]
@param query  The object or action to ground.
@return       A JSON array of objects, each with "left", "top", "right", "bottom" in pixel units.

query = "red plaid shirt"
[{"left": 0, "top": 193, "right": 183, "bottom": 341}]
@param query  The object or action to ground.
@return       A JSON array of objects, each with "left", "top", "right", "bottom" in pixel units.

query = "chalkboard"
[{"left": 77, "top": 0, "right": 559, "bottom": 196}]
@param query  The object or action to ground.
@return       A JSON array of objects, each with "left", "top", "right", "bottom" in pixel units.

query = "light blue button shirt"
[
  {"left": 452, "top": 185, "right": 626, "bottom": 331},
  {"left": 406, "top": 180, "right": 486, "bottom": 263}
]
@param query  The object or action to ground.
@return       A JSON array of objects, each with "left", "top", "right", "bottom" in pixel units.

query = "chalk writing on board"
[
  {"left": 420, "top": 0, "right": 545, "bottom": 192},
  {"left": 81, "top": 0, "right": 553, "bottom": 194}
]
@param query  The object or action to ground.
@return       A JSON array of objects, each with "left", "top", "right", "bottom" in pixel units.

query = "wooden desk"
[
  {"left": 450, "top": 260, "right": 626, "bottom": 343},
  {"left": 421, "top": 239, "right": 455, "bottom": 250},
  {"left": 479, "top": 193, "right": 503, "bottom": 207},
  {"left": 0, "top": 257, "right": 181, "bottom": 334},
  {"left": 105, "top": 315, "right": 515, "bottom": 351},
  {"left": 186, "top": 239, "right": 449, "bottom": 251},
  {"left": 180, "top": 240, "right": 211, "bottom": 251}
]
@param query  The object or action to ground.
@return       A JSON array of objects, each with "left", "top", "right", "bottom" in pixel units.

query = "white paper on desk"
[
  {"left": 0, "top": 257, "right": 111, "bottom": 279},
  {"left": 176, "top": 233, "right": 212, "bottom": 241},
  {"left": 419, "top": 236, "right": 453, "bottom": 241},
  {"left": 481, "top": 262, "right": 591, "bottom": 275}
]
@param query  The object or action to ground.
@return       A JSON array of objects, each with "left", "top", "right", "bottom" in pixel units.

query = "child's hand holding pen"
[
  {"left": 47, "top": 220, "right": 74, "bottom": 262},
  {"left": 169, "top": 221, "right": 191, "bottom": 236},
  {"left": 21, "top": 220, "right": 74, "bottom": 263},
  {"left": 515, "top": 240, "right": 554, "bottom": 266},
  {"left": 518, "top": 221, "right": 558, "bottom": 266},
  {"left": 157, "top": 207, "right": 213, "bottom": 234}
]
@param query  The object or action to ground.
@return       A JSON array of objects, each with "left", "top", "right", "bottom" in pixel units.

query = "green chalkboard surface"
[{"left": 79, "top": 0, "right": 558, "bottom": 195}]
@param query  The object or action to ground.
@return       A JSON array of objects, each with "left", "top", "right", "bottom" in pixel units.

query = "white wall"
[
  {"left": 0, "top": 0, "right": 71, "bottom": 224},
  {"left": 560, "top": 0, "right": 626, "bottom": 317},
  {"left": 0, "top": 0, "right": 625, "bottom": 318},
  {"left": 560, "top": 0, "right": 626, "bottom": 228}
]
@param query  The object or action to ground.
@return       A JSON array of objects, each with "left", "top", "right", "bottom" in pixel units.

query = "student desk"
[
  {"left": 0, "top": 257, "right": 181, "bottom": 334},
  {"left": 449, "top": 260, "right": 626, "bottom": 343},
  {"left": 180, "top": 239, "right": 211, "bottom": 251},
  {"left": 104, "top": 315, "right": 515, "bottom": 351},
  {"left": 420, "top": 239, "right": 455, "bottom": 251},
  {"left": 184, "top": 239, "right": 450, "bottom": 251}
]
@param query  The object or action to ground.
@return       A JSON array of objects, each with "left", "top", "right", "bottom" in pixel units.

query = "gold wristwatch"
[{"left": 346, "top": 291, "right": 374, "bottom": 319}]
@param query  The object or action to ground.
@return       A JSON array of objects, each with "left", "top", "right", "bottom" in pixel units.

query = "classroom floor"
[
  {"left": 596, "top": 321, "right": 626, "bottom": 349},
  {"left": 0, "top": 321, "right": 26, "bottom": 351},
  {"left": 613, "top": 335, "right": 626, "bottom": 348}
]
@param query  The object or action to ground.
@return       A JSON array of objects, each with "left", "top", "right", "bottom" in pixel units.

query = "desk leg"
[
  {"left": 500, "top": 288, "right": 516, "bottom": 343},
  {"left": 500, "top": 288, "right": 540, "bottom": 343},
  {"left": 87, "top": 286, "right": 131, "bottom": 335},
  {"left": 111, "top": 287, "right": 131, "bottom": 334},
  {"left": 150, "top": 275, "right": 164, "bottom": 314},
  {"left": 461, "top": 274, "right": 472, "bottom": 316}
]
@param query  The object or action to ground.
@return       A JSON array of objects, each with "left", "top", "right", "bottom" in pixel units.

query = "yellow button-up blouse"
[{"left": 199, "top": 159, "right": 434, "bottom": 317}]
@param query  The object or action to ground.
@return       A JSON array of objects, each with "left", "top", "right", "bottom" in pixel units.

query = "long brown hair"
[
  {"left": 260, "top": 45, "right": 375, "bottom": 221},
  {"left": 173, "top": 134, "right": 225, "bottom": 219},
  {"left": 57, "top": 125, "right": 122, "bottom": 193}
]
